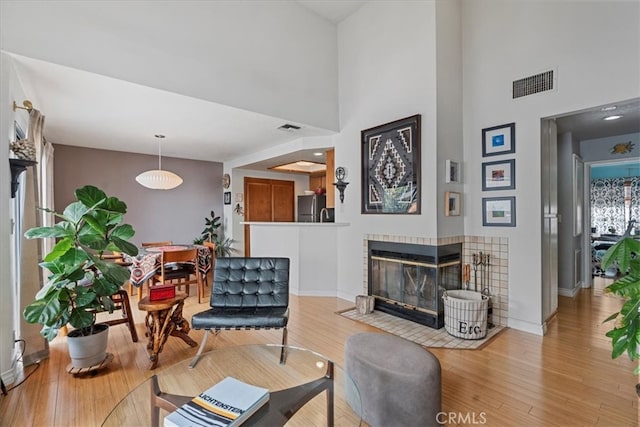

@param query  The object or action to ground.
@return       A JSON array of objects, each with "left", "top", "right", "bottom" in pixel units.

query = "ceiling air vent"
[
  {"left": 278, "top": 123, "right": 301, "bottom": 132},
  {"left": 512, "top": 70, "right": 554, "bottom": 99}
]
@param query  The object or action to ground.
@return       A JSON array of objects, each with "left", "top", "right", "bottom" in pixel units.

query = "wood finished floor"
[{"left": 0, "top": 278, "right": 637, "bottom": 426}]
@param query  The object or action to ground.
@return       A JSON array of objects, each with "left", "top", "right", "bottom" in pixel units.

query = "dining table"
[{"left": 123, "top": 244, "right": 212, "bottom": 288}]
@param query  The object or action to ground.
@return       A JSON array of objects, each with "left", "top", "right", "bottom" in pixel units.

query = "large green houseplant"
[
  {"left": 601, "top": 236, "right": 640, "bottom": 393},
  {"left": 23, "top": 186, "right": 138, "bottom": 357}
]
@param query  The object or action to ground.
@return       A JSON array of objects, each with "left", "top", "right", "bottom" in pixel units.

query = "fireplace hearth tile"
[{"left": 338, "top": 308, "right": 505, "bottom": 350}]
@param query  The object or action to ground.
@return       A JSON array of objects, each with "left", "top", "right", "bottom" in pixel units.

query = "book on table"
[{"left": 164, "top": 376, "right": 270, "bottom": 427}]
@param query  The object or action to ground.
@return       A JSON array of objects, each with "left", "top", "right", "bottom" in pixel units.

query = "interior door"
[{"left": 541, "top": 118, "right": 559, "bottom": 324}]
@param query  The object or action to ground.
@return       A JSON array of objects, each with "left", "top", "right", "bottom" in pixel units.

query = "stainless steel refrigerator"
[{"left": 297, "top": 194, "right": 326, "bottom": 222}]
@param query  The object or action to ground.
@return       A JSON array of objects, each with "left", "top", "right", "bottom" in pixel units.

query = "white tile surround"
[{"left": 363, "top": 234, "right": 509, "bottom": 327}]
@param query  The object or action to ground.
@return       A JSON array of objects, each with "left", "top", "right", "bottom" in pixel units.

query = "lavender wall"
[{"left": 53, "top": 144, "right": 223, "bottom": 246}]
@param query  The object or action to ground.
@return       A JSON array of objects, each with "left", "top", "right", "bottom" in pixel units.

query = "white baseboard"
[
  {"left": 507, "top": 317, "right": 545, "bottom": 336},
  {"left": 558, "top": 286, "right": 580, "bottom": 298}
]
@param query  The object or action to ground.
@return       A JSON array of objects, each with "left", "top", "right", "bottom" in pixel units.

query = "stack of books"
[{"left": 164, "top": 377, "right": 270, "bottom": 427}]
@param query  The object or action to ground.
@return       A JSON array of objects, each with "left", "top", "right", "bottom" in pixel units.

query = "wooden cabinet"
[
  {"left": 309, "top": 174, "right": 326, "bottom": 192},
  {"left": 307, "top": 149, "right": 335, "bottom": 208},
  {"left": 325, "top": 149, "right": 335, "bottom": 208},
  {"left": 244, "top": 177, "right": 295, "bottom": 255}
]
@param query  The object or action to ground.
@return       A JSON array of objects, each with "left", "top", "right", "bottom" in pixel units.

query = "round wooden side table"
[{"left": 138, "top": 292, "right": 198, "bottom": 369}]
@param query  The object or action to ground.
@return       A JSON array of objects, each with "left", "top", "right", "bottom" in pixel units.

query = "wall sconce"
[{"left": 333, "top": 166, "right": 349, "bottom": 203}]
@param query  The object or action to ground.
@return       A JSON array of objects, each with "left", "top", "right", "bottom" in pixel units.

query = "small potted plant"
[
  {"left": 23, "top": 185, "right": 138, "bottom": 368},
  {"left": 193, "top": 210, "right": 236, "bottom": 257},
  {"left": 601, "top": 236, "right": 640, "bottom": 395}
]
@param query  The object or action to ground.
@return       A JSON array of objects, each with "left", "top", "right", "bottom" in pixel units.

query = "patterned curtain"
[{"left": 591, "top": 176, "right": 640, "bottom": 234}]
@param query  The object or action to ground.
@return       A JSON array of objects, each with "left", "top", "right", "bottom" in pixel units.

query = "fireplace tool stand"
[{"left": 472, "top": 252, "right": 494, "bottom": 328}]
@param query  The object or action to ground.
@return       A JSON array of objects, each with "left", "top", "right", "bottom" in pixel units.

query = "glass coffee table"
[{"left": 102, "top": 344, "right": 361, "bottom": 426}]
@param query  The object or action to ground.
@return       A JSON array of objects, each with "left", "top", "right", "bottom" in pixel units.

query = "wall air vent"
[
  {"left": 277, "top": 123, "right": 301, "bottom": 132},
  {"left": 512, "top": 70, "right": 554, "bottom": 99}
]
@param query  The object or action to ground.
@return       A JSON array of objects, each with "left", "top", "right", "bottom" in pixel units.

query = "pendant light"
[{"left": 136, "top": 134, "right": 183, "bottom": 190}]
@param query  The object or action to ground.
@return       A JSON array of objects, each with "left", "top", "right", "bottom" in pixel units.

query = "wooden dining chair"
[
  {"left": 202, "top": 241, "right": 216, "bottom": 289},
  {"left": 152, "top": 248, "right": 205, "bottom": 303}
]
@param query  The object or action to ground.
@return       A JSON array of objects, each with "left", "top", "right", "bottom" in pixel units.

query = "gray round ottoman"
[{"left": 345, "top": 332, "right": 441, "bottom": 427}]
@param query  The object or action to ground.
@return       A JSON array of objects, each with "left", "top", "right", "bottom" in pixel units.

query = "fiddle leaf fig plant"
[
  {"left": 23, "top": 185, "right": 138, "bottom": 341},
  {"left": 601, "top": 236, "right": 640, "bottom": 376},
  {"left": 196, "top": 210, "right": 221, "bottom": 243}
]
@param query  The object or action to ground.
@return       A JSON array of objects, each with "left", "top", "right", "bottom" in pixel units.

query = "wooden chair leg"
[
  {"left": 280, "top": 327, "right": 288, "bottom": 364},
  {"left": 119, "top": 290, "right": 138, "bottom": 342}
]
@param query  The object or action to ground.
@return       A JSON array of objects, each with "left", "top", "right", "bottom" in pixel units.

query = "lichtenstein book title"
[{"left": 164, "top": 377, "right": 270, "bottom": 427}]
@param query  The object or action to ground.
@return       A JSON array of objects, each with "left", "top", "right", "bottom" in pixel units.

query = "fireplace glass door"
[{"left": 371, "top": 256, "right": 460, "bottom": 314}]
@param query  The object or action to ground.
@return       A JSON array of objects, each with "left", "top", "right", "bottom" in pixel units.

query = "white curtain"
[{"left": 18, "top": 108, "right": 53, "bottom": 365}]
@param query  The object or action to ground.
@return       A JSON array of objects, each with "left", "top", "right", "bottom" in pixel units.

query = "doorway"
[{"left": 541, "top": 98, "right": 640, "bottom": 326}]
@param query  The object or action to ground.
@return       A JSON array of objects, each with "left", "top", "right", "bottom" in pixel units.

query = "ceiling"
[
  {"left": 555, "top": 98, "right": 640, "bottom": 141},
  {"left": 6, "top": 1, "right": 639, "bottom": 173},
  {"left": 6, "top": 1, "right": 370, "bottom": 171}
]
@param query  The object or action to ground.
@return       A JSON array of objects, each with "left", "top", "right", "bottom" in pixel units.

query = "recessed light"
[
  {"left": 601, "top": 105, "right": 617, "bottom": 111},
  {"left": 603, "top": 115, "right": 623, "bottom": 121},
  {"left": 313, "top": 152, "right": 324, "bottom": 157}
]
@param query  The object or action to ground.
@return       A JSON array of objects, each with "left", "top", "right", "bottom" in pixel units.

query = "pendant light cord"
[{"left": 155, "top": 134, "right": 165, "bottom": 171}]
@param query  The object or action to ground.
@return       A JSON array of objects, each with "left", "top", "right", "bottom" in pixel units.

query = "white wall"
[
  {"left": 436, "top": 0, "right": 464, "bottom": 237},
  {"left": 462, "top": 0, "right": 640, "bottom": 333},
  {"left": 0, "top": 1, "right": 339, "bottom": 131},
  {"left": 335, "top": 0, "right": 439, "bottom": 301},
  {"left": 0, "top": 53, "right": 27, "bottom": 383}
]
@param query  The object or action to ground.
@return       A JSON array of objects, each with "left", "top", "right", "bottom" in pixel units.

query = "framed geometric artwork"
[
  {"left": 361, "top": 114, "right": 421, "bottom": 214},
  {"left": 445, "top": 191, "right": 461, "bottom": 216},
  {"left": 482, "top": 122, "right": 515, "bottom": 157},
  {"left": 482, "top": 159, "right": 515, "bottom": 191},
  {"left": 482, "top": 196, "right": 516, "bottom": 227}
]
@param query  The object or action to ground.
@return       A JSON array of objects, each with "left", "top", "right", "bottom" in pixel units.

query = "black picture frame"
[
  {"left": 223, "top": 191, "right": 231, "bottom": 205},
  {"left": 481, "top": 159, "right": 515, "bottom": 191},
  {"left": 482, "top": 196, "right": 516, "bottom": 227},
  {"left": 482, "top": 122, "right": 515, "bottom": 157},
  {"left": 361, "top": 114, "right": 421, "bottom": 214}
]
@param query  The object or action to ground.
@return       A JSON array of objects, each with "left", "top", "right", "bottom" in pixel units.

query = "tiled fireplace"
[{"left": 363, "top": 234, "right": 509, "bottom": 328}]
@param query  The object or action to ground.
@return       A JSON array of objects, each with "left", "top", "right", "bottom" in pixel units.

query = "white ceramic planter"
[{"left": 67, "top": 323, "right": 109, "bottom": 368}]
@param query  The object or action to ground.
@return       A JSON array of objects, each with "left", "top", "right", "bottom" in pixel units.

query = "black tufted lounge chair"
[{"left": 189, "top": 257, "right": 290, "bottom": 368}]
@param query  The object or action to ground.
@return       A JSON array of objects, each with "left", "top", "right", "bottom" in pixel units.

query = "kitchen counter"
[{"left": 243, "top": 222, "right": 350, "bottom": 296}]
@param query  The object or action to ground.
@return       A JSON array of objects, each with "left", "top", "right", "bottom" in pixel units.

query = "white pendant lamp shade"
[
  {"left": 136, "top": 134, "right": 183, "bottom": 190},
  {"left": 135, "top": 169, "right": 183, "bottom": 190}
]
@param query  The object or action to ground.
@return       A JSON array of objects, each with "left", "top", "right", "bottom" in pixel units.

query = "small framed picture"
[
  {"left": 223, "top": 191, "right": 231, "bottom": 205},
  {"left": 482, "top": 122, "right": 515, "bottom": 157},
  {"left": 445, "top": 191, "right": 461, "bottom": 216},
  {"left": 482, "top": 196, "right": 516, "bottom": 227},
  {"left": 482, "top": 159, "right": 515, "bottom": 191},
  {"left": 445, "top": 159, "right": 460, "bottom": 183}
]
